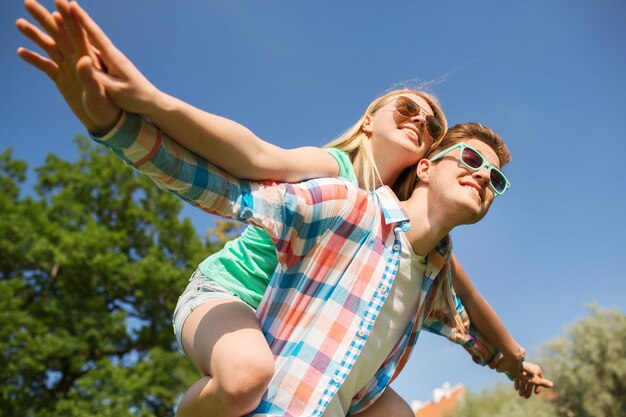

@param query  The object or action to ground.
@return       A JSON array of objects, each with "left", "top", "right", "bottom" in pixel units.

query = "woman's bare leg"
[
  {"left": 352, "top": 387, "right": 414, "bottom": 417},
  {"left": 176, "top": 298, "right": 274, "bottom": 417}
]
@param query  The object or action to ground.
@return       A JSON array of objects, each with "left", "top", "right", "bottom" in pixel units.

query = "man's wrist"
[
  {"left": 496, "top": 346, "right": 526, "bottom": 377},
  {"left": 502, "top": 345, "right": 525, "bottom": 362},
  {"left": 91, "top": 113, "right": 123, "bottom": 136},
  {"left": 88, "top": 110, "right": 126, "bottom": 139}
]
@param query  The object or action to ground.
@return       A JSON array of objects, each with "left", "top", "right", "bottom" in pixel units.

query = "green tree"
[
  {"left": 542, "top": 306, "right": 626, "bottom": 417},
  {"left": 0, "top": 139, "right": 236, "bottom": 416},
  {"left": 456, "top": 306, "right": 625, "bottom": 417}
]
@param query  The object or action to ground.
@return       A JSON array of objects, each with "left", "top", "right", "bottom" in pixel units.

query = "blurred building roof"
[{"left": 412, "top": 382, "right": 464, "bottom": 417}]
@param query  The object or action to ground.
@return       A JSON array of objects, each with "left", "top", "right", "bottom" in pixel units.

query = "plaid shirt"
[{"left": 93, "top": 113, "right": 500, "bottom": 416}]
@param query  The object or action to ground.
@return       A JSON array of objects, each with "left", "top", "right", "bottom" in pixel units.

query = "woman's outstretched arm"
[{"left": 67, "top": 0, "right": 339, "bottom": 182}]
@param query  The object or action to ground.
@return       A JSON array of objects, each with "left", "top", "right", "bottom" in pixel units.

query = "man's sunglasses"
[
  {"left": 394, "top": 96, "right": 444, "bottom": 144},
  {"left": 429, "top": 142, "right": 511, "bottom": 196}
]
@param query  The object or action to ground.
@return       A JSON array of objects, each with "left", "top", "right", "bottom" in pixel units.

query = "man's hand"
[
  {"left": 495, "top": 346, "right": 526, "bottom": 378},
  {"left": 16, "top": 0, "right": 121, "bottom": 134},
  {"left": 514, "top": 361, "right": 554, "bottom": 399}
]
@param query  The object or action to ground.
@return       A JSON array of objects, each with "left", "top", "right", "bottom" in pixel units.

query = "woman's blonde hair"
[{"left": 323, "top": 89, "right": 448, "bottom": 200}]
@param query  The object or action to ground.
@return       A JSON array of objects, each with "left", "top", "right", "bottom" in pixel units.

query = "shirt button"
[
  {"left": 333, "top": 376, "right": 341, "bottom": 384},
  {"left": 393, "top": 244, "right": 400, "bottom": 251},
  {"left": 357, "top": 328, "right": 366, "bottom": 337}
]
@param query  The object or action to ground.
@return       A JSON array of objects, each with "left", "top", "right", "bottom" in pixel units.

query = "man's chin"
[{"left": 461, "top": 205, "right": 488, "bottom": 225}]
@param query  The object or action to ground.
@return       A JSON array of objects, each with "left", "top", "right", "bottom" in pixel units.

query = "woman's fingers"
[
  {"left": 55, "top": 0, "right": 89, "bottom": 58},
  {"left": 16, "top": 17, "right": 63, "bottom": 64},
  {"left": 17, "top": 46, "right": 59, "bottom": 80},
  {"left": 24, "top": 0, "right": 73, "bottom": 56},
  {"left": 70, "top": 2, "right": 121, "bottom": 65},
  {"left": 52, "top": 3, "right": 103, "bottom": 71}
]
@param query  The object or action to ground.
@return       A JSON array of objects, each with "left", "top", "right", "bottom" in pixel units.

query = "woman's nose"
[{"left": 410, "top": 114, "right": 426, "bottom": 127}]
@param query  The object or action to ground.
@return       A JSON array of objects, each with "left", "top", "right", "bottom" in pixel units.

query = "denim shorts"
[{"left": 172, "top": 269, "right": 250, "bottom": 354}]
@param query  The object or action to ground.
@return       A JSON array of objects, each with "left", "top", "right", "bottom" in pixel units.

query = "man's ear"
[
  {"left": 361, "top": 114, "right": 373, "bottom": 134},
  {"left": 416, "top": 159, "right": 432, "bottom": 184}
]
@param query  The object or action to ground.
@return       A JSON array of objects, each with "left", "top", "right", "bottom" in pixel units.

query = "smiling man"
[{"left": 89, "top": 112, "right": 526, "bottom": 416}]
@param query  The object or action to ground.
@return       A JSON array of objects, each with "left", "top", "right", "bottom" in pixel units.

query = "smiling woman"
[
  {"left": 324, "top": 89, "right": 447, "bottom": 196},
  {"left": 15, "top": 0, "right": 553, "bottom": 416}
]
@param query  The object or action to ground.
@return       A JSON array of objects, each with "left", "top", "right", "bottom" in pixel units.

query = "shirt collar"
[
  {"left": 374, "top": 186, "right": 453, "bottom": 259},
  {"left": 374, "top": 186, "right": 411, "bottom": 232}
]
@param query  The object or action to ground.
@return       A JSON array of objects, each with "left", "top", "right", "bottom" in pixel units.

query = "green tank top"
[{"left": 197, "top": 148, "right": 358, "bottom": 308}]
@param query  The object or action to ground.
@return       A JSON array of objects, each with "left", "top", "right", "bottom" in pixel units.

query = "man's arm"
[
  {"left": 422, "top": 267, "right": 553, "bottom": 397},
  {"left": 450, "top": 255, "right": 554, "bottom": 395},
  {"left": 423, "top": 304, "right": 554, "bottom": 396},
  {"left": 92, "top": 111, "right": 294, "bottom": 243},
  {"left": 67, "top": 1, "right": 339, "bottom": 182},
  {"left": 450, "top": 254, "right": 526, "bottom": 375}
]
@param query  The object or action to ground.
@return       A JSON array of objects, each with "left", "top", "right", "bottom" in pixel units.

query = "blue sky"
[{"left": 2, "top": 0, "right": 625, "bottom": 406}]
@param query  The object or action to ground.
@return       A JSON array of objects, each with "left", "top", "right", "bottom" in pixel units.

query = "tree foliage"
[
  {"left": 542, "top": 305, "right": 626, "bottom": 417},
  {"left": 0, "top": 139, "right": 236, "bottom": 416},
  {"left": 458, "top": 384, "right": 557, "bottom": 417},
  {"left": 457, "top": 306, "right": 625, "bottom": 417}
]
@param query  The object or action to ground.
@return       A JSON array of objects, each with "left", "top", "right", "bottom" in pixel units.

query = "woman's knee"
[
  {"left": 213, "top": 363, "right": 273, "bottom": 415},
  {"left": 177, "top": 365, "right": 273, "bottom": 417},
  {"left": 217, "top": 349, "right": 275, "bottom": 401}
]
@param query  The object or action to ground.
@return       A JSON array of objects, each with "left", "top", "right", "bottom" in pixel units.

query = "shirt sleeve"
[
  {"left": 90, "top": 112, "right": 300, "bottom": 250},
  {"left": 422, "top": 285, "right": 501, "bottom": 368},
  {"left": 323, "top": 148, "right": 358, "bottom": 186}
]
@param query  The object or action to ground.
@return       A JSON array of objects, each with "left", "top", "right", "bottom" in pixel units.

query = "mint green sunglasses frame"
[{"left": 429, "top": 142, "right": 511, "bottom": 196}]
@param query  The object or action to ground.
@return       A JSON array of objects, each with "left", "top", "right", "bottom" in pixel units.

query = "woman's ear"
[{"left": 361, "top": 114, "right": 373, "bottom": 134}]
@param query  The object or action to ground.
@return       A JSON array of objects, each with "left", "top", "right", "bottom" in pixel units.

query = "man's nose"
[{"left": 472, "top": 167, "right": 491, "bottom": 186}]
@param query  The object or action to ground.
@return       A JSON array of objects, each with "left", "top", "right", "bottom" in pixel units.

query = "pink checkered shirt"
[{"left": 93, "top": 113, "right": 500, "bottom": 416}]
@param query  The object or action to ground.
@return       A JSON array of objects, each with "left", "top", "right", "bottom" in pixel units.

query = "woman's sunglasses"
[
  {"left": 394, "top": 96, "right": 444, "bottom": 144},
  {"left": 429, "top": 142, "right": 511, "bottom": 196}
]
